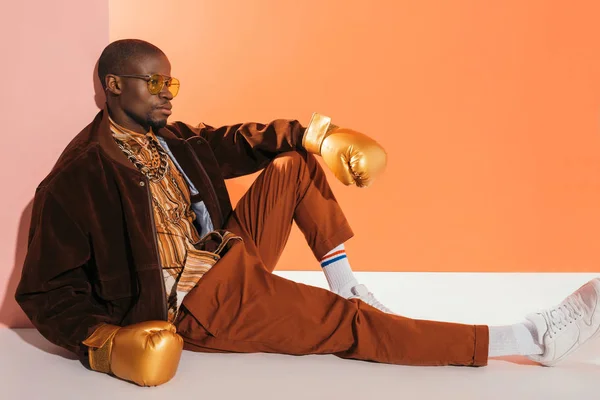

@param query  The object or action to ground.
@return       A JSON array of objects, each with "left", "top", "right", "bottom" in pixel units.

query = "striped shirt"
[{"left": 109, "top": 118, "right": 215, "bottom": 321}]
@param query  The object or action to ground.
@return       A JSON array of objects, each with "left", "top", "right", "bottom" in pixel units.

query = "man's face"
[{"left": 112, "top": 53, "right": 174, "bottom": 131}]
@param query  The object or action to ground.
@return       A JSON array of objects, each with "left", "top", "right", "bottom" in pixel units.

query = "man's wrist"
[
  {"left": 82, "top": 324, "right": 121, "bottom": 373},
  {"left": 302, "top": 113, "right": 338, "bottom": 154}
]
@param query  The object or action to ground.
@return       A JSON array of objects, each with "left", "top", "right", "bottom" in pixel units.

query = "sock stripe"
[
  {"left": 321, "top": 254, "right": 347, "bottom": 268},
  {"left": 320, "top": 249, "right": 346, "bottom": 262},
  {"left": 319, "top": 244, "right": 358, "bottom": 297}
]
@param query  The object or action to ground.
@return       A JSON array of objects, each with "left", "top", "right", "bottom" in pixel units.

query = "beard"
[{"left": 146, "top": 111, "right": 168, "bottom": 131}]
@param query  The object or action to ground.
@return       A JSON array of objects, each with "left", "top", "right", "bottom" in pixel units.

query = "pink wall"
[{"left": 0, "top": 1, "right": 109, "bottom": 328}]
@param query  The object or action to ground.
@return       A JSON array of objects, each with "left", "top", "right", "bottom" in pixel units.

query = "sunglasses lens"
[
  {"left": 167, "top": 78, "right": 180, "bottom": 97},
  {"left": 147, "top": 74, "right": 164, "bottom": 95}
]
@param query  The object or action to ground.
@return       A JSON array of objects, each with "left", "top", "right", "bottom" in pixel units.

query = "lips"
[{"left": 156, "top": 104, "right": 172, "bottom": 116}]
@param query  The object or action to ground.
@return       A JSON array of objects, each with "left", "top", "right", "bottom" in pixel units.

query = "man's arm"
[
  {"left": 195, "top": 119, "right": 306, "bottom": 179},
  {"left": 192, "top": 113, "right": 387, "bottom": 186},
  {"left": 15, "top": 187, "right": 112, "bottom": 360},
  {"left": 15, "top": 188, "right": 184, "bottom": 386}
]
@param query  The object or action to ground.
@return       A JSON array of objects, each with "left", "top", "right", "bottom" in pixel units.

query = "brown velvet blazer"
[{"left": 15, "top": 107, "right": 306, "bottom": 360}]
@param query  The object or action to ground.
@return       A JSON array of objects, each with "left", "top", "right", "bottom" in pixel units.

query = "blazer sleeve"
[
  {"left": 15, "top": 188, "right": 112, "bottom": 361},
  {"left": 196, "top": 119, "right": 306, "bottom": 179}
]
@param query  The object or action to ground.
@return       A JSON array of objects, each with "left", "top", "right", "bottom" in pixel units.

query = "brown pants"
[{"left": 176, "top": 151, "right": 489, "bottom": 366}]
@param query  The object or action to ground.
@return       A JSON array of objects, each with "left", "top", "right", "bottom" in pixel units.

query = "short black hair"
[{"left": 97, "top": 39, "right": 165, "bottom": 89}]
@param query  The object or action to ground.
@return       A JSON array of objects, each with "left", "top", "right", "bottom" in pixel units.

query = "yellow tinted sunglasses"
[{"left": 116, "top": 73, "right": 180, "bottom": 97}]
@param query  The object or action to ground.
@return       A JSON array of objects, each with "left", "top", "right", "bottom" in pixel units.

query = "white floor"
[
  {"left": 2, "top": 329, "right": 599, "bottom": 400},
  {"left": 2, "top": 272, "right": 600, "bottom": 399}
]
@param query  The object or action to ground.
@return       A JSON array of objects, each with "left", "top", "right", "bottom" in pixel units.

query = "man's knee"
[
  {"left": 271, "top": 150, "right": 320, "bottom": 171},
  {"left": 272, "top": 150, "right": 304, "bottom": 165},
  {"left": 270, "top": 151, "right": 309, "bottom": 176},
  {"left": 267, "top": 151, "right": 325, "bottom": 188}
]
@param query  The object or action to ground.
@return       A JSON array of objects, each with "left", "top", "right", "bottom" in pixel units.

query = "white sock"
[
  {"left": 320, "top": 244, "right": 359, "bottom": 297},
  {"left": 488, "top": 322, "right": 544, "bottom": 357}
]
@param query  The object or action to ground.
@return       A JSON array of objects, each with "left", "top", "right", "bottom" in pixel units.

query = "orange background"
[{"left": 110, "top": 0, "right": 600, "bottom": 272}]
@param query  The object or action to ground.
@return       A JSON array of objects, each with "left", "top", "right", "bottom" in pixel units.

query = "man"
[{"left": 15, "top": 39, "right": 600, "bottom": 387}]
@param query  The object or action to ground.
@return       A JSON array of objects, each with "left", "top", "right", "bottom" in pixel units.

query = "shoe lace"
[
  {"left": 350, "top": 285, "right": 393, "bottom": 313},
  {"left": 542, "top": 295, "right": 585, "bottom": 339},
  {"left": 363, "top": 293, "right": 393, "bottom": 314}
]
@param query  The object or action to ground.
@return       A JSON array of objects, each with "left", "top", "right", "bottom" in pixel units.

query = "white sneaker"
[
  {"left": 526, "top": 278, "right": 600, "bottom": 366},
  {"left": 348, "top": 284, "right": 395, "bottom": 314}
]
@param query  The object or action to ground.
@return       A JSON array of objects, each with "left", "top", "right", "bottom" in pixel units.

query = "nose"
[{"left": 159, "top": 82, "right": 174, "bottom": 100}]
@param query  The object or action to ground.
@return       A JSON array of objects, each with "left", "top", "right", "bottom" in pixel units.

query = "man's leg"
[
  {"left": 178, "top": 258, "right": 600, "bottom": 367},
  {"left": 176, "top": 151, "right": 487, "bottom": 365},
  {"left": 225, "top": 150, "right": 352, "bottom": 269},
  {"left": 177, "top": 151, "right": 600, "bottom": 366},
  {"left": 177, "top": 241, "right": 489, "bottom": 366},
  {"left": 225, "top": 150, "right": 391, "bottom": 311}
]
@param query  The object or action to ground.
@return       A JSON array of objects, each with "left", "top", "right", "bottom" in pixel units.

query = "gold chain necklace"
[
  {"left": 110, "top": 121, "right": 197, "bottom": 241},
  {"left": 112, "top": 132, "right": 170, "bottom": 182}
]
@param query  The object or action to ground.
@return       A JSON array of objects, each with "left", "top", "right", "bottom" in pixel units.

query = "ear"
[{"left": 105, "top": 74, "right": 122, "bottom": 95}]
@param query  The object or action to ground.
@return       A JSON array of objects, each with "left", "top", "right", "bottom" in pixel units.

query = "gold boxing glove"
[
  {"left": 302, "top": 113, "right": 387, "bottom": 187},
  {"left": 82, "top": 320, "right": 184, "bottom": 387}
]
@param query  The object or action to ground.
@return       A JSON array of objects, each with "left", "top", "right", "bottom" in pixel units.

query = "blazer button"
[
  {"left": 139, "top": 181, "right": 146, "bottom": 187},
  {"left": 196, "top": 140, "right": 202, "bottom": 145}
]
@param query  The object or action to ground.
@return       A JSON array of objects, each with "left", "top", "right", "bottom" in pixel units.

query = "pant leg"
[
  {"left": 225, "top": 151, "right": 354, "bottom": 271},
  {"left": 177, "top": 150, "right": 489, "bottom": 366},
  {"left": 176, "top": 242, "right": 489, "bottom": 366}
]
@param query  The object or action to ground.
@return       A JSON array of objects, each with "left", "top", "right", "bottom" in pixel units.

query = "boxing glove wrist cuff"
[
  {"left": 302, "top": 113, "right": 339, "bottom": 154},
  {"left": 82, "top": 324, "right": 121, "bottom": 373}
]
